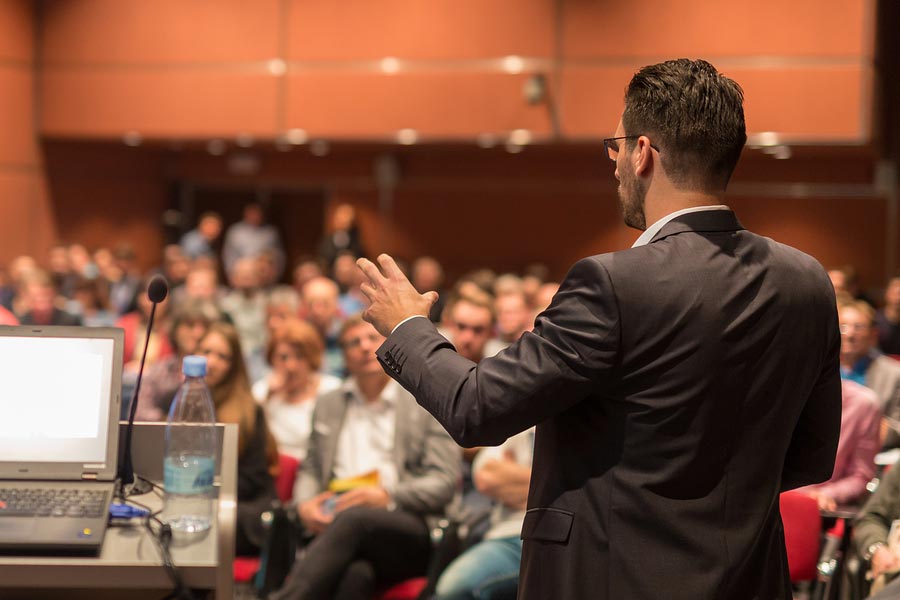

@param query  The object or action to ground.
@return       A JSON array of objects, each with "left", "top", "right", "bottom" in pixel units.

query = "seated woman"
[
  {"left": 136, "top": 299, "right": 221, "bottom": 421},
  {"left": 253, "top": 318, "right": 342, "bottom": 461},
  {"left": 197, "top": 321, "right": 279, "bottom": 556}
]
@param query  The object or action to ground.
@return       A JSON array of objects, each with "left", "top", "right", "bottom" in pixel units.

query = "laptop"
[{"left": 0, "top": 325, "right": 123, "bottom": 555}]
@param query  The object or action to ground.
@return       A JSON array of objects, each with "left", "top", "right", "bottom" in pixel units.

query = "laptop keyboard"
[{"left": 0, "top": 487, "right": 108, "bottom": 518}]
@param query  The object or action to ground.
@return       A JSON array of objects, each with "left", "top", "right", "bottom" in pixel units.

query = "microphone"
[{"left": 117, "top": 274, "right": 169, "bottom": 497}]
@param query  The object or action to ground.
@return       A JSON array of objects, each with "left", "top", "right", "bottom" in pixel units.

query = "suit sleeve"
[
  {"left": 780, "top": 304, "right": 843, "bottom": 492},
  {"left": 377, "top": 257, "right": 620, "bottom": 447}
]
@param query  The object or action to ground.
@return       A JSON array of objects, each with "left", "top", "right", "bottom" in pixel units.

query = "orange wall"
[
  {"left": 38, "top": 0, "right": 874, "bottom": 143},
  {"left": 0, "top": 0, "right": 56, "bottom": 266}
]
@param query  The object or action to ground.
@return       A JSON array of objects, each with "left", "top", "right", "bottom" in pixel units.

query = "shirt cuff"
[{"left": 391, "top": 315, "right": 429, "bottom": 335}]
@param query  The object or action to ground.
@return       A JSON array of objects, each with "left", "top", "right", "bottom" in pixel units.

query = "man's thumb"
[{"left": 424, "top": 291, "right": 439, "bottom": 306}]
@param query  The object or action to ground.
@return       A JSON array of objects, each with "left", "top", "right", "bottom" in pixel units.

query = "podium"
[{"left": 0, "top": 422, "right": 238, "bottom": 599}]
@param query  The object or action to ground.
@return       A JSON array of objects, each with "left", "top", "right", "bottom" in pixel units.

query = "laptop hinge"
[{"left": 81, "top": 472, "right": 99, "bottom": 480}]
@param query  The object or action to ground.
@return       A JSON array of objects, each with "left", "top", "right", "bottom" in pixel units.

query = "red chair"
[
  {"left": 375, "top": 578, "right": 428, "bottom": 600},
  {"left": 234, "top": 453, "right": 301, "bottom": 584},
  {"left": 780, "top": 491, "right": 822, "bottom": 583}
]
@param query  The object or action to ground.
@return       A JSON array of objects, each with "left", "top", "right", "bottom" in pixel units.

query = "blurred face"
[
  {"left": 303, "top": 279, "right": 339, "bottom": 331},
  {"left": 26, "top": 283, "right": 55, "bottom": 316},
  {"left": 341, "top": 322, "right": 385, "bottom": 378},
  {"left": 333, "top": 254, "right": 358, "bottom": 288},
  {"left": 412, "top": 260, "right": 442, "bottom": 292},
  {"left": 174, "top": 318, "right": 208, "bottom": 355},
  {"left": 496, "top": 294, "right": 532, "bottom": 341},
  {"left": 244, "top": 205, "right": 263, "bottom": 226},
  {"left": 271, "top": 341, "right": 311, "bottom": 392},
  {"left": 293, "top": 261, "right": 323, "bottom": 292},
  {"left": 199, "top": 217, "right": 222, "bottom": 240},
  {"left": 448, "top": 300, "right": 493, "bottom": 362},
  {"left": 229, "top": 259, "right": 259, "bottom": 290},
  {"left": 829, "top": 270, "right": 847, "bottom": 294},
  {"left": 198, "top": 331, "right": 233, "bottom": 387},
  {"left": 886, "top": 279, "right": 900, "bottom": 309},
  {"left": 266, "top": 303, "right": 295, "bottom": 336},
  {"left": 186, "top": 269, "right": 217, "bottom": 300},
  {"left": 839, "top": 306, "right": 876, "bottom": 363},
  {"left": 49, "top": 247, "right": 70, "bottom": 274}
]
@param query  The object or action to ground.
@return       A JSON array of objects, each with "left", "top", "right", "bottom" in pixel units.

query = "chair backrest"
[
  {"left": 276, "top": 454, "right": 300, "bottom": 503},
  {"left": 780, "top": 491, "right": 822, "bottom": 582}
]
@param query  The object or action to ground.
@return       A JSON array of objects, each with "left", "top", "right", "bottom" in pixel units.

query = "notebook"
[{"left": 0, "top": 325, "right": 123, "bottom": 554}]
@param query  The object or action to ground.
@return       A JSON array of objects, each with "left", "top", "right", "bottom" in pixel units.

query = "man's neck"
[{"left": 355, "top": 372, "right": 390, "bottom": 403}]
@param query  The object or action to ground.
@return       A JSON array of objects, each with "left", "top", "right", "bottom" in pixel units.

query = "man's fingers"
[
  {"left": 377, "top": 253, "right": 406, "bottom": 281},
  {"left": 424, "top": 290, "right": 439, "bottom": 306},
  {"left": 357, "top": 258, "right": 387, "bottom": 286},
  {"left": 359, "top": 281, "right": 377, "bottom": 303}
]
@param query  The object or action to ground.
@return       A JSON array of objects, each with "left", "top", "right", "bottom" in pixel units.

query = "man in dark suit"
[{"left": 356, "top": 59, "right": 842, "bottom": 600}]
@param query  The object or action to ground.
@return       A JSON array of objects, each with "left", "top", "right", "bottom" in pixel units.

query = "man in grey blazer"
[
  {"left": 357, "top": 59, "right": 842, "bottom": 600},
  {"left": 271, "top": 314, "right": 460, "bottom": 600}
]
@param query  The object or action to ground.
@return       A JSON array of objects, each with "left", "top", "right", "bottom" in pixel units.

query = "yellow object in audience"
[{"left": 328, "top": 470, "right": 380, "bottom": 493}]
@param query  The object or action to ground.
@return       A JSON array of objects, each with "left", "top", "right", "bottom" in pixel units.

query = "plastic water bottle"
[{"left": 162, "top": 355, "right": 217, "bottom": 539}]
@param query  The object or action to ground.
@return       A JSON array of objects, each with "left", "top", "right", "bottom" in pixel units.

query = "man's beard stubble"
[{"left": 617, "top": 168, "right": 648, "bottom": 231}]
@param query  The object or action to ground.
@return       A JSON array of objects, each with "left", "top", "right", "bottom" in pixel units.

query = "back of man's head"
[{"left": 623, "top": 58, "right": 746, "bottom": 193}]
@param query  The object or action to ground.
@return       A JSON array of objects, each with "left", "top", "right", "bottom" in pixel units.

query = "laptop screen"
[{"left": 0, "top": 331, "right": 119, "bottom": 466}]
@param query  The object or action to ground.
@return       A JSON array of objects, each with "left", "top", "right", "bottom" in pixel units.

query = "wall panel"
[
  {"left": 41, "top": 70, "right": 279, "bottom": 137},
  {"left": 41, "top": 0, "right": 280, "bottom": 64},
  {"left": 286, "top": 0, "right": 555, "bottom": 60}
]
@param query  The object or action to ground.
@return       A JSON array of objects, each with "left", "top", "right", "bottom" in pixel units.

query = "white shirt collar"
[
  {"left": 631, "top": 205, "right": 731, "bottom": 248},
  {"left": 342, "top": 376, "right": 399, "bottom": 408}
]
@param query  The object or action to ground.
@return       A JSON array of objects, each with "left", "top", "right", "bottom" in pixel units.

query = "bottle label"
[{"left": 164, "top": 456, "right": 215, "bottom": 495}]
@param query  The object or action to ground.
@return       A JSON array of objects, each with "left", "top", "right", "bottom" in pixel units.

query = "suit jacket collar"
[{"left": 649, "top": 209, "right": 744, "bottom": 244}]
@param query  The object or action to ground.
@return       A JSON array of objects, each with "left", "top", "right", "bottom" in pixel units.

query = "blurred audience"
[
  {"left": 877, "top": 276, "right": 900, "bottom": 356},
  {"left": 18, "top": 269, "right": 82, "bottom": 326},
  {"left": 220, "top": 256, "right": 268, "bottom": 377},
  {"left": 252, "top": 318, "right": 341, "bottom": 461},
  {"left": 412, "top": 256, "right": 446, "bottom": 322},
  {"left": 136, "top": 299, "right": 219, "bottom": 421},
  {"left": 838, "top": 299, "right": 900, "bottom": 448},
  {"left": 318, "top": 203, "right": 365, "bottom": 268},
  {"left": 180, "top": 211, "right": 223, "bottom": 260},
  {"left": 301, "top": 276, "right": 345, "bottom": 378},
  {"left": 271, "top": 315, "right": 459, "bottom": 600},
  {"left": 435, "top": 428, "right": 534, "bottom": 600},
  {"left": 223, "top": 202, "right": 285, "bottom": 282}
]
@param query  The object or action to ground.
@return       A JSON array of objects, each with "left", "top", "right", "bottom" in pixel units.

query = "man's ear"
[{"left": 634, "top": 135, "right": 654, "bottom": 176}]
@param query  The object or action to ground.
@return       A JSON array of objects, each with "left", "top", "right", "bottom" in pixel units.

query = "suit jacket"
[
  {"left": 293, "top": 381, "right": 460, "bottom": 521},
  {"left": 377, "top": 210, "right": 842, "bottom": 600}
]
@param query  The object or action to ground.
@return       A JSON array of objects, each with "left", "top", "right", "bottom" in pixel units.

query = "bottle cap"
[{"left": 183, "top": 355, "right": 207, "bottom": 377}]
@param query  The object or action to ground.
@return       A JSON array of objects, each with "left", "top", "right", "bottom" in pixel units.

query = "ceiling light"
[
  {"left": 396, "top": 129, "right": 418, "bottom": 145},
  {"left": 380, "top": 57, "right": 400, "bottom": 74},
  {"left": 502, "top": 55, "right": 525, "bottom": 74}
]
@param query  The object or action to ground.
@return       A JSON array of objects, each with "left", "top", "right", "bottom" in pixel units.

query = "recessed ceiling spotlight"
[
  {"left": 476, "top": 133, "right": 498, "bottom": 149},
  {"left": 380, "top": 57, "right": 400, "bottom": 74},
  {"left": 509, "top": 129, "right": 532, "bottom": 146},
  {"left": 236, "top": 134, "right": 255, "bottom": 148},
  {"left": 267, "top": 58, "right": 287, "bottom": 76},
  {"left": 396, "top": 129, "right": 418, "bottom": 145},
  {"left": 285, "top": 129, "right": 309, "bottom": 145},
  {"left": 502, "top": 55, "right": 525, "bottom": 74}
]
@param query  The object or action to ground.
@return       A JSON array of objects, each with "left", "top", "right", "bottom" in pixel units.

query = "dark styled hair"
[{"left": 622, "top": 58, "right": 747, "bottom": 192}]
